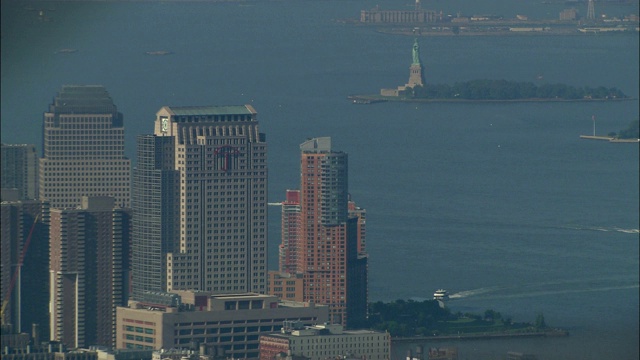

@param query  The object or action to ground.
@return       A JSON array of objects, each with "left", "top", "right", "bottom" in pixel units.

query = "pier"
[{"left": 579, "top": 135, "right": 639, "bottom": 142}]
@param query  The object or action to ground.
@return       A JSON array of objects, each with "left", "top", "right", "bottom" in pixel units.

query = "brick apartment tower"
[
  {"left": 39, "top": 85, "right": 131, "bottom": 209},
  {"left": 49, "top": 196, "right": 131, "bottom": 348},
  {"left": 0, "top": 200, "right": 50, "bottom": 340},
  {"left": 131, "top": 105, "right": 268, "bottom": 299},
  {"left": 269, "top": 137, "right": 368, "bottom": 328}
]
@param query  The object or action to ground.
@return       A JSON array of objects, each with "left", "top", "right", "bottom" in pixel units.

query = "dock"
[
  {"left": 580, "top": 135, "right": 639, "bottom": 143},
  {"left": 347, "top": 95, "right": 387, "bottom": 104}
]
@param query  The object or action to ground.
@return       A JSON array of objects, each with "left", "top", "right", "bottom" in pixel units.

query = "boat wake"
[
  {"left": 469, "top": 284, "right": 639, "bottom": 301},
  {"left": 447, "top": 278, "right": 638, "bottom": 302},
  {"left": 449, "top": 286, "right": 506, "bottom": 299},
  {"left": 561, "top": 224, "right": 639, "bottom": 234}
]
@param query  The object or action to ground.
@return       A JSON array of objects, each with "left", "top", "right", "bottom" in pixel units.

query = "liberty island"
[{"left": 349, "top": 38, "right": 631, "bottom": 104}]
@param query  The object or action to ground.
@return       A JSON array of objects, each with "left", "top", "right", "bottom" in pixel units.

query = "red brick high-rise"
[{"left": 268, "top": 137, "right": 367, "bottom": 328}]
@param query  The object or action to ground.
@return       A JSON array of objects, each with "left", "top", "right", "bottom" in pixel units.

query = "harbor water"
[{"left": 2, "top": 1, "right": 638, "bottom": 359}]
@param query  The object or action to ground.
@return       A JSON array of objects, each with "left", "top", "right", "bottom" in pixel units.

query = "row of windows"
[
  {"left": 175, "top": 318, "right": 314, "bottom": 328},
  {"left": 273, "top": 280, "right": 297, "bottom": 286},
  {"left": 124, "top": 334, "right": 154, "bottom": 343},
  {"left": 123, "top": 343, "right": 154, "bottom": 350}
]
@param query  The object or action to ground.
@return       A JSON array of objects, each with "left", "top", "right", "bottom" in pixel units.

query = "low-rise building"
[
  {"left": 559, "top": 8, "right": 578, "bottom": 21},
  {"left": 428, "top": 347, "right": 458, "bottom": 360},
  {"left": 53, "top": 350, "right": 97, "bottom": 360},
  {"left": 258, "top": 322, "right": 390, "bottom": 360},
  {"left": 93, "top": 347, "right": 153, "bottom": 360},
  {"left": 116, "top": 292, "right": 328, "bottom": 360},
  {"left": 506, "top": 352, "right": 537, "bottom": 360}
]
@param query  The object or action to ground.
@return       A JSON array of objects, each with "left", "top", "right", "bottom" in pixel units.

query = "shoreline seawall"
[
  {"left": 392, "top": 329, "right": 569, "bottom": 343},
  {"left": 348, "top": 95, "right": 637, "bottom": 104}
]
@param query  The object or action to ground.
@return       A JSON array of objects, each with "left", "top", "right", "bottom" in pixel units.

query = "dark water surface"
[{"left": 2, "top": 1, "right": 638, "bottom": 359}]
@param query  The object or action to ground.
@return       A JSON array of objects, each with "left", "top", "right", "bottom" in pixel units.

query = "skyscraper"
[
  {"left": 49, "top": 196, "right": 131, "bottom": 348},
  {"left": 130, "top": 135, "right": 179, "bottom": 300},
  {"left": 269, "top": 137, "right": 368, "bottom": 328},
  {"left": 131, "top": 105, "right": 268, "bottom": 299},
  {"left": 39, "top": 85, "right": 130, "bottom": 209},
  {"left": 1, "top": 144, "right": 39, "bottom": 201},
  {"left": 0, "top": 200, "right": 50, "bottom": 339}
]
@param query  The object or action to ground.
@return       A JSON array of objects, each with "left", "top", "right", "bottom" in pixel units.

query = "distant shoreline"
[
  {"left": 348, "top": 95, "right": 637, "bottom": 104},
  {"left": 392, "top": 329, "right": 570, "bottom": 343},
  {"left": 374, "top": 27, "right": 639, "bottom": 37}
]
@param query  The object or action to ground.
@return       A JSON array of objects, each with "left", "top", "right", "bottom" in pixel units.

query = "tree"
[
  {"left": 535, "top": 313, "right": 547, "bottom": 329},
  {"left": 484, "top": 309, "right": 502, "bottom": 321},
  {"left": 618, "top": 120, "right": 639, "bottom": 139}
]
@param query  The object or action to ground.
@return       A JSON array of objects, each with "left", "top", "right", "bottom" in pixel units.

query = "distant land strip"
[
  {"left": 391, "top": 329, "right": 569, "bottom": 343},
  {"left": 374, "top": 27, "right": 639, "bottom": 37},
  {"left": 347, "top": 95, "right": 637, "bottom": 104}
]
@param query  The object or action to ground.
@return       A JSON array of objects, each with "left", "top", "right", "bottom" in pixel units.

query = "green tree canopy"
[{"left": 411, "top": 80, "right": 627, "bottom": 100}]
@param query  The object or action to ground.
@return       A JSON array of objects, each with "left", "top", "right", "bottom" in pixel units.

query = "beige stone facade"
[
  {"left": 116, "top": 292, "right": 328, "bottom": 360},
  {"left": 259, "top": 324, "right": 390, "bottom": 360},
  {"left": 146, "top": 105, "right": 267, "bottom": 295}
]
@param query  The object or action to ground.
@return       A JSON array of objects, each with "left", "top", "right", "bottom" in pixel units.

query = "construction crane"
[{"left": 1, "top": 214, "right": 40, "bottom": 324}]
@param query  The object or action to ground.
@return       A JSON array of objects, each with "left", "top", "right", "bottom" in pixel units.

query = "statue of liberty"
[
  {"left": 412, "top": 38, "right": 421, "bottom": 65},
  {"left": 408, "top": 38, "right": 425, "bottom": 87}
]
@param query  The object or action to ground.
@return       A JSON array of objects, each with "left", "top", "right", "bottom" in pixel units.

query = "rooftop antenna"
[{"left": 592, "top": 115, "right": 596, "bottom": 136}]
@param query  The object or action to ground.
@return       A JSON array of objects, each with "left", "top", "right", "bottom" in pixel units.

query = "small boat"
[
  {"left": 55, "top": 48, "right": 77, "bottom": 54},
  {"left": 145, "top": 50, "right": 173, "bottom": 56},
  {"left": 433, "top": 289, "right": 449, "bottom": 300}
]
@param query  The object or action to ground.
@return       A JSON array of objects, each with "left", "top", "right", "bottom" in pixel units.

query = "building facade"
[
  {"left": 1, "top": 144, "right": 39, "bottom": 201},
  {"left": 131, "top": 105, "right": 268, "bottom": 299},
  {"left": 258, "top": 323, "right": 390, "bottom": 360},
  {"left": 559, "top": 8, "right": 578, "bottom": 21},
  {"left": 131, "top": 135, "right": 179, "bottom": 300},
  {"left": 49, "top": 197, "right": 131, "bottom": 348},
  {"left": 39, "top": 85, "right": 130, "bottom": 209},
  {"left": 0, "top": 200, "right": 50, "bottom": 339},
  {"left": 360, "top": 5, "right": 443, "bottom": 24},
  {"left": 278, "top": 190, "right": 301, "bottom": 274},
  {"left": 115, "top": 292, "right": 328, "bottom": 360},
  {"left": 268, "top": 138, "right": 367, "bottom": 328}
]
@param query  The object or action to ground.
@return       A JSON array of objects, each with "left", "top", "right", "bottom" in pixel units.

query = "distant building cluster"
[
  {"left": 559, "top": 8, "right": 578, "bottom": 21},
  {"left": 1, "top": 84, "right": 382, "bottom": 360},
  {"left": 360, "top": 5, "right": 443, "bottom": 24}
]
